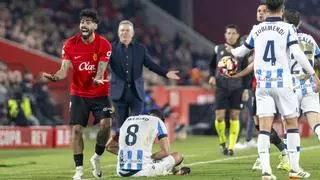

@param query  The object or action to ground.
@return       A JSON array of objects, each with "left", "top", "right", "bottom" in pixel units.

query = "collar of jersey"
[{"left": 265, "top": 17, "right": 282, "bottom": 22}]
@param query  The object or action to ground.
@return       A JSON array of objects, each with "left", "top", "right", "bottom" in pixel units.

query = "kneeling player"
[{"left": 116, "top": 109, "right": 190, "bottom": 177}]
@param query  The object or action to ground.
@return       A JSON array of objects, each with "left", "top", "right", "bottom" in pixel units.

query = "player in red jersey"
[{"left": 42, "top": 9, "right": 112, "bottom": 180}]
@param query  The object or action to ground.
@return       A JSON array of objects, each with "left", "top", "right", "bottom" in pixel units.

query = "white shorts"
[
  {"left": 117, "top": 155, "right": 175, "bottom": 177},
  {"left": 295, "top": 91, "right": 320, "bottom": 114},
  {"left": 256, "top": 88, "right": 299, "bottom": 118}
]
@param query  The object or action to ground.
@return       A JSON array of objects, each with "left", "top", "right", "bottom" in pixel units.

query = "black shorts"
[
  {"left": 215, "top": 88, "right": 243, "bottom": 110},
  {"left": 70, "top": 95, "right": 112, "bottom": 127}
]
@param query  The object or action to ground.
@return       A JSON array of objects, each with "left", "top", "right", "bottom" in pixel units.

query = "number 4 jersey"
[
  {"left": 290, "top": 32, "right": 320, "bottom": 95},
  {"left": 118, "top": 115, "right": 168, "bottom": 170},
  {"left": 244, "top": 17, "right": 299, "bottom": 89}
]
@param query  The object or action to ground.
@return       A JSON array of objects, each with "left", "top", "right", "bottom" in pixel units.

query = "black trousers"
[{"left": 113, "top": 85, "right": 144, "bottom": 133}]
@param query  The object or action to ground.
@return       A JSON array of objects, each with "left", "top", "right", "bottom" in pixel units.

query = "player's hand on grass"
[
  {"left": 42, "top": 72, "right": 59, "bottom": 82},
  {"left": 93, "top": 78, "right": 108, "bottom": 85}
]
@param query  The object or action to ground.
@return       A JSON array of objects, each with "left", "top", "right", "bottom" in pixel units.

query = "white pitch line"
[
  {"left": 84, "top": 145, "right": 320, "bottom": 179},
  {"left": 185, "top": 145, "right": 320, "bottom": 167},
  {"left": 3, "top": 145, "right": 320, "bottom": 177}
]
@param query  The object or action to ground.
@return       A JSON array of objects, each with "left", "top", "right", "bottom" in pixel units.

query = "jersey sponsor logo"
[{"left": 78, "top": 62, "right": 96, "bottom": 71}]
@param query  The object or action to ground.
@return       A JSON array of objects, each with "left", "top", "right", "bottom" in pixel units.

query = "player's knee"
[
  {"left": 73, "top": 125, "right": 83, "bottom": 136},
  {"left": 171, "top": 152, "right": 183, "bottom": 165},
  {"left": 284, "top": 118, "right": 298, "bottom": 129},
  {"left": 215, "top": 110, "right": 225, "bottom": 121},
  {"left": 270, "top": 128, "right": 281, "bottom": 144},
  {"left": 230, "top": 110, "right": 240, "bottom": 120},
  {"left": 215, "top": 114, "right": 225, "bottom": 121},
  {"left": 99, "top": 118, "right": 112, "bottom": 129}
]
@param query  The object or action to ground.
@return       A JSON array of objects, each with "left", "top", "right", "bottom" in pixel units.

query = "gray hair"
[{"left": 119, "top": 20, "right": 134, "bottom": 28}]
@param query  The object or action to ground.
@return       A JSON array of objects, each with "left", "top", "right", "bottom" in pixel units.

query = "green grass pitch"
[{"left": 1, "top": 136, "right": 319, "bottom": 180}]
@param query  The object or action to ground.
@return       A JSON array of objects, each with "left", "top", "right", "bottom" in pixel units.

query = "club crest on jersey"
[{"left": 93, "top": 53, "right": 98, "bottom": 61}]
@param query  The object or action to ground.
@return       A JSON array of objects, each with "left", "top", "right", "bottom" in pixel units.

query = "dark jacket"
[
  {"left": 110, "top": 41, "right": 168, "bottom": 100},
  {"left": 209, "top": 44, "right": 251, "bottom": 90}
]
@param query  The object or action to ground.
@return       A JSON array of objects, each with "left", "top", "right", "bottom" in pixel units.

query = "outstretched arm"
[
  {"left": 228, "top": 44, "right": 252, "bottom": 58},
  {"left": 42, "top": 60, "right": 72, "bottom": 82},
  {"left": 143, "top": 47, "right": 180, "bottom": 80},
  {"left": 231, "top": 62, "right": 254, "bottom": 79}
]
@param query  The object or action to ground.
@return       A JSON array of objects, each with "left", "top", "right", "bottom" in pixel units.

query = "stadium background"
[{"left": 0, "top": 0, "right": 320, "bottom": 179}]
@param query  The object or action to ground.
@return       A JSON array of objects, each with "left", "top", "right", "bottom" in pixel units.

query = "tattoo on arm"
[
  {"left": 95, "top": 61, "right": 108, "bottom": 79},
  {"left": 54, "top": 60, "right": 72, "bottom": 81}
]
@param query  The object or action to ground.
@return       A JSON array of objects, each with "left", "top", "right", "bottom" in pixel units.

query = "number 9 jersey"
[
  {"left": 118, "top": 115, "right": 168, "bottom": 171},
  {"left": 244, "top": 17, "right": 299, "bottom": 89}
]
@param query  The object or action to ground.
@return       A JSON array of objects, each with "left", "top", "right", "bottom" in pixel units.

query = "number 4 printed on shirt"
[{"left": 263, "top": 40, "right": 276, "bottom": 66}]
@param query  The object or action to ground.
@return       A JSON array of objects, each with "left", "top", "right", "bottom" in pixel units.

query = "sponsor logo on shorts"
[{"left": 103, "top": 107, "right": 111, "bottom": 112}]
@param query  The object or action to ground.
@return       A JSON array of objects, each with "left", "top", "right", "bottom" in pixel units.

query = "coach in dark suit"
[{"left": 107, "top": 20, "right": 179, "bottom": 149}]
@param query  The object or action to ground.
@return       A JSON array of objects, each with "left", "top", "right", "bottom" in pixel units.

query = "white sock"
[
  {"left": 92, "top": 153, "right": 101, "bottom": 160},
  {"left": 314, "top": 124, "right": 320, "bottom": 141},
  {"left": 287, "top": 129, "right": 300, "bottom": 172},
  {"left": 76, "top": 166, "right": 83, "bottom": 170},
  {"left": 258, "top": 132, "right": 272, "bottom": 174}
]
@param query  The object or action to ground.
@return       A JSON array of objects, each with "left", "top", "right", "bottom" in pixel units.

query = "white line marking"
[
  {"left": 185, "top": 145, "right": 320, "bottom": 166},
  {"left": 2, "top": 145, "right": 319, "bottom": 177}
]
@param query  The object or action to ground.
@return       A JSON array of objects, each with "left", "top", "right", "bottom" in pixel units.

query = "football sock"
[
  {"left": 95, "top": 144, "right": 105, "bottom": 156},
  {"left": 74, "top": 153, "right": 83, "bottom": 167},
  {"left": 287, "top": 129, "right": 300, "bottom": 172},
  {"left": 270, "top": 128, "right": 287, "bottom": 155},
  {"left": 283, "top": 133, "right": 287, "bottom": 148},
  {"left": 215, "top": 120, "right": 226, "bottom": 145},
  {"left": 228, "top": 120, "right": 240, "bottom": 150},
  {"left": 258, "top": 131, "right": 272, "bottom": 174}
]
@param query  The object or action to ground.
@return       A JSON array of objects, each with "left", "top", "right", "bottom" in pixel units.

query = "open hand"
[
  {"left": 42, "top": 72, "right": 58, "bottom": 82},
  {"left": 166, "top": 71, "right": 180, "bottom": 80},
  {"left": 225, "top": 43, "right": 233, "bottom": 53},
  {"left": 93, "top": 78, "right": 109, "bottom": 85}
]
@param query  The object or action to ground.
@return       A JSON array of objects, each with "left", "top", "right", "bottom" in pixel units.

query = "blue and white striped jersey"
[
  {"left": 118, "top": 115, "right": 168, "bottom": 170},
  {"left": 290, "top": 32, "right": 320, "bottom": 96},
  {"left": 244, "top": 17, "right": 299, "bottom": 88}
]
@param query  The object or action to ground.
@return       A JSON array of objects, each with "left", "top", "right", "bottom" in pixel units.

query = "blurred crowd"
[
  {"left": 0, "top": 0, "right": 211, "bottom": 88},
  {"left": 0, "top": 60, "right": 63, "bottom": 126},
  {"left": 287, "top": 0, "right": 320, "bottom": 29}
]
